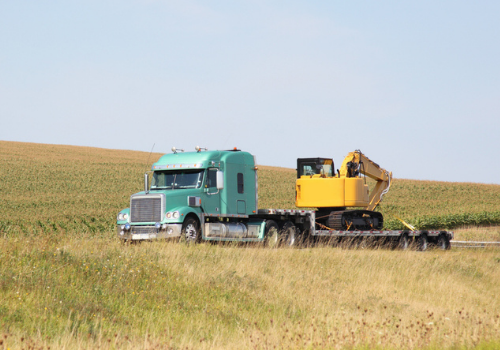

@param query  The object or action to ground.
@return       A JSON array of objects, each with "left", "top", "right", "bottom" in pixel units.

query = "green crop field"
[
  {"left": 2, "top": 141, "right": 500, "bottom": 237},
  {"left": 1, "top": 141, "right": 500, "bottom": 349}
]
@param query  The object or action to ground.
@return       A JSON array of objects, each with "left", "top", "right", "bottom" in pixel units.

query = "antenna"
[{"left": 145, "top": 143, "right": 155, "bottom": 171}]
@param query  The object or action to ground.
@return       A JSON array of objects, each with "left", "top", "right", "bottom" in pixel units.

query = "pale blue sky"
[{"left": 1, "top": 1, "right": 499, "bottom": 184}]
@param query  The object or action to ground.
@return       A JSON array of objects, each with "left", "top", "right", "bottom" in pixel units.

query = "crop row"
[
  {"left": 0, "top": 216, "right": 115, "bottom": 237},
  {"left": 2, "top": 210, "right": 500, "bottom": 238},
  {"left": 384, "top": 211, "right": 500, "bottom": 231}
]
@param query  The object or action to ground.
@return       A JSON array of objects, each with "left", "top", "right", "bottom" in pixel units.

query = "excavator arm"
[{"left": 339, "top": 150, "right": 392, "bottom": 211}]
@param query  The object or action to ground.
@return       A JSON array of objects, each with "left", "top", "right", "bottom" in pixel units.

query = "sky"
[{"left": 1, "top": 1, "right": 499, "bottom": 184}]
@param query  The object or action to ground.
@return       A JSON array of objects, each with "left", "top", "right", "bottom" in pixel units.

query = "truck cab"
[{"left": 116, "top": 148, "right": 258, "bottom": 241}]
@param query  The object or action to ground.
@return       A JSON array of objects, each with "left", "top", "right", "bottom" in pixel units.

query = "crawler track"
[{"left": 327, "top": 210, "right": 384, "bottom": 230}]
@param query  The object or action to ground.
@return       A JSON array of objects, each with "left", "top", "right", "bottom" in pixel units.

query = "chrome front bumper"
[{"left": 116, "top": 224, "right": 182, "bottom": 240}]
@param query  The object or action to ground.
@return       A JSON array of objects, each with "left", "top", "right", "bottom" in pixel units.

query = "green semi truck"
[
  {"left": 117, "top": 147, "right": 303, "bottom": 245},
  {"left": 116, "top": 147, "right": 453, "bottom": 250}
]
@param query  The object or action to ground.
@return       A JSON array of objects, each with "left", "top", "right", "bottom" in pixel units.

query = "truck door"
[{"left": 202, "top": 168, "right": 221, "bottom": 214}]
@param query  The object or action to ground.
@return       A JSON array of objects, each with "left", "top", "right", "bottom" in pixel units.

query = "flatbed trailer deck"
[{"left": 256, "top": 209, "right": 453, "bottom": 250}]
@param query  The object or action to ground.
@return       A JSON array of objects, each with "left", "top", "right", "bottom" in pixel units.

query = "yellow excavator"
[{"left": 295, "top": 150, "right": 392, "bottom": 230}]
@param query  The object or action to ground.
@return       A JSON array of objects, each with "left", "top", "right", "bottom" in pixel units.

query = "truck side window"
[
  {"left": 237, "top": 173, "right": 244, "bottom": 193},
  {"left": 207, "top": 169, "right": 217, "bottom": 188}
]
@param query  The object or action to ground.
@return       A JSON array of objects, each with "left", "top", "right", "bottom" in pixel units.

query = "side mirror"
[{"left": 216, "top": 171, "right": 224, "bottom": 190}]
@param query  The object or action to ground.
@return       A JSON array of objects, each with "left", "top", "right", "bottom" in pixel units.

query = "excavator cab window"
[{"left": 296, "top": 158, "right": 334, "bottom": 178}]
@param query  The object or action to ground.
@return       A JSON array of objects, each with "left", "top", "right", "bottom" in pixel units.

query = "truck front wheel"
[{"left": 182, "top": 217, "right": 200, "bottom": 243}]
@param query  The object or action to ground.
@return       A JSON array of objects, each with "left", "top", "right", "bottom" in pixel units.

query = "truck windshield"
[{"left": 151, "top": 170, "right": 204, "bottom": 190}]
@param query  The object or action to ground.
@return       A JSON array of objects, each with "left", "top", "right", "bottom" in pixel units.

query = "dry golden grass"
[{"left": 1, "top": 236, "right": 500, "bottom": 350}]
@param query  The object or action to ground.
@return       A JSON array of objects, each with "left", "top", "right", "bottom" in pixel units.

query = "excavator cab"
[{"left": 297, "top": 158, "right": 334, "bottom": 178}]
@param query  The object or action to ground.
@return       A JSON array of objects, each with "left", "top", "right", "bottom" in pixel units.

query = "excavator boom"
[{"left": 339, "top": 150, "right": 392, "bottom": 211}]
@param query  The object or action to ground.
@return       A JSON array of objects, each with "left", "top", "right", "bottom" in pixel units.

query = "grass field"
[
  {"left": 1, "top": 141, "right": 500, "bottom": 349},
  {"left": 2, "top": 236, "right": 500, "bottom": 350}
]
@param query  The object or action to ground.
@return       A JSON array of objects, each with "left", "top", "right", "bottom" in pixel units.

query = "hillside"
[
  {"left": 1, "top": 141, "right": 500, "bottom": 236},
  {"left": 1, "top": 141, "right": 500, "bottom": 350}
]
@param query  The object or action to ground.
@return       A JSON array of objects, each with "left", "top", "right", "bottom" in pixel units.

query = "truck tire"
[
  {"left": 417, "top": 234, "right": 428, "bottom": 251},
  {"left": 281, "top": 221, "right": 297, "bottom": 247},
  {"left": 182, "top": 217, "right": 200, "bottom": 243},
  {"left": 437, "top": 234, "right": 450, "bottom": 250},
  {"left": 398, "top": 233, "right": 410, "bottom": 250},
  {"left": 264, "top": 220, "right": 280, "bottom": 248}
]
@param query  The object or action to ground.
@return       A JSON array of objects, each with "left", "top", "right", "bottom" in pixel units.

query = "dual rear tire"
[{"left": 264, "top": 220, "right": 297, "bottom": 248}]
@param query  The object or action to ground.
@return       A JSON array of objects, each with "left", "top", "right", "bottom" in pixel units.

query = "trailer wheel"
[
  {"left": 182, "top": 217, "right": 200, "bottom": 243},
  {"left": 417, "top": 234, "right": 428, "bottom": 251},
  {"left": 281, "top": 221, "right": 297, "bottom": 247},
  {"left": 264, "top": 220, "right": 280, "bottom": 248},
  {"left": 398, "top": 234, "right": 410, "bottom": 250},
  {"left": 437, "top": 234, "right": 450, "bottom": 250}
]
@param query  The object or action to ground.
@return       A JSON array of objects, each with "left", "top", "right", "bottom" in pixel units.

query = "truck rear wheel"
[
  {"left": 264, "top": 220, "right": 280, "bottom": 248},
  {"left": 281, "top": 221, "right": 297, "bottom": 247}
]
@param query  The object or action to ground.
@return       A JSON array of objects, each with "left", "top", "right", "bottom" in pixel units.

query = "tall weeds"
[{"left": 1, "top": 237, "right": 500, "bottom": 349}]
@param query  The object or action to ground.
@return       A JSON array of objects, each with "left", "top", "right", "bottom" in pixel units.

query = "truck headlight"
[
  {"left": 166, "top": 211, "right": 180, "bottom": 219},
  {"left": 118, "top": 213, "right": 123, "bottom": 221},
  {"left": 117, "top": 213, "right": 129, "bottom": 221}
]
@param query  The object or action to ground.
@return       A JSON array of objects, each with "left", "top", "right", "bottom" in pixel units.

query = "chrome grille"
[
  {"left": 131, "top": 226, "right": 156, "bottom": 235},
  {"left": 131, "top": 195, "right": 163, "bottom": 223}
]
